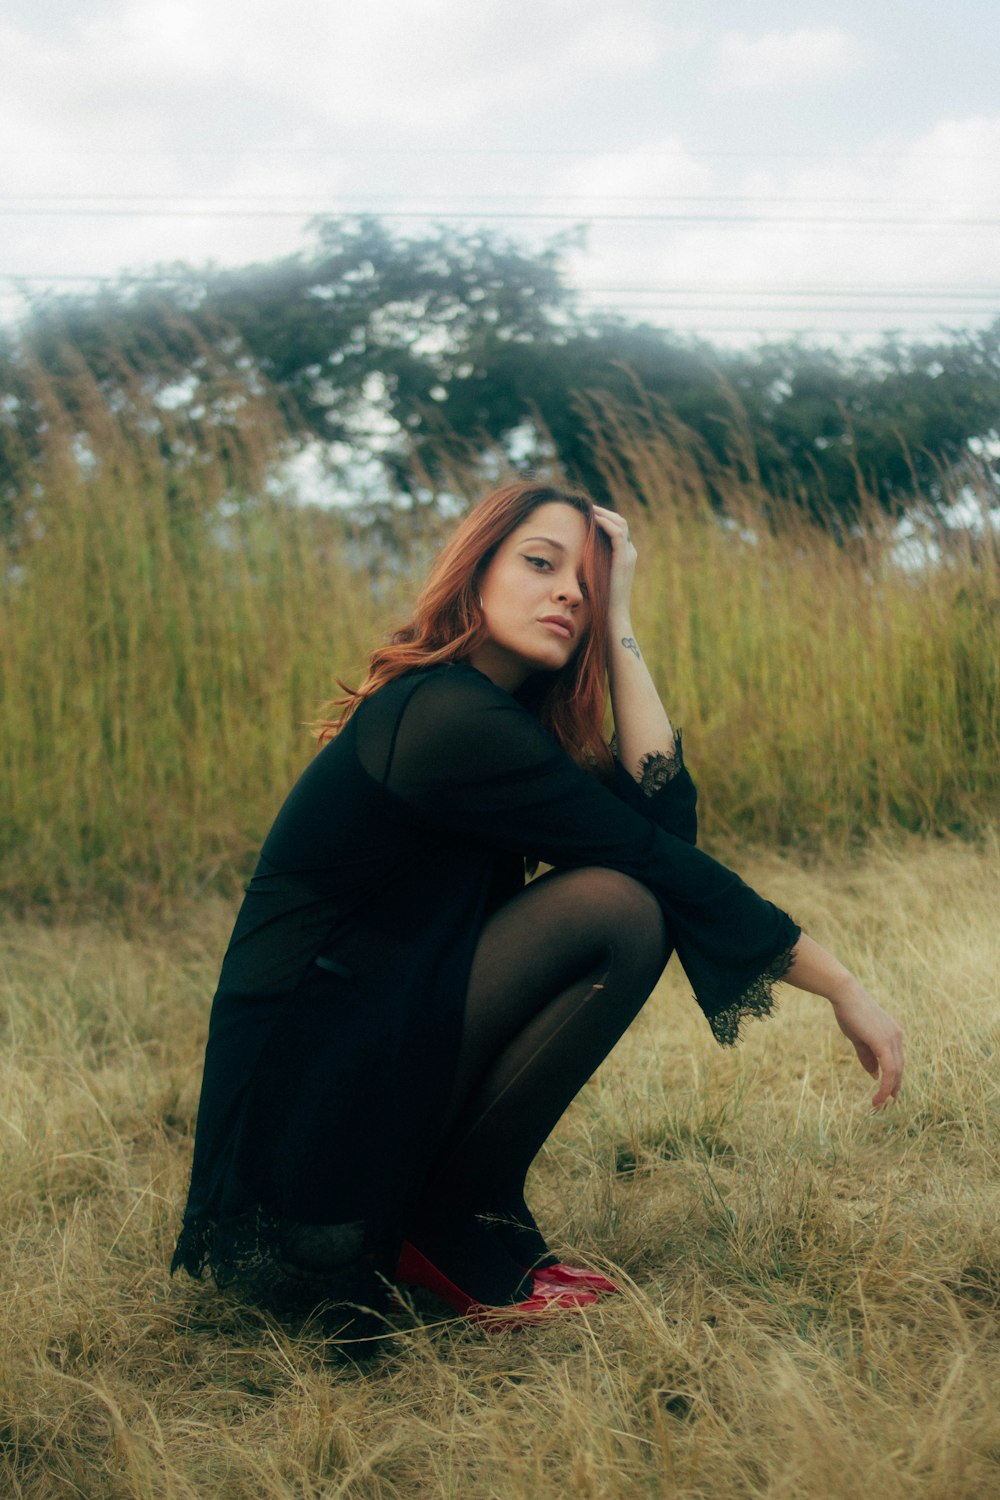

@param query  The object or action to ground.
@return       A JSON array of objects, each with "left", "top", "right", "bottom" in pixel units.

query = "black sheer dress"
[{"left": 172, "top": 661, "right": 799, "bottom": 1298}]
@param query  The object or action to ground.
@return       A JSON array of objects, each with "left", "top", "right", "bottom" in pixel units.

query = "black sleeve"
[
  {"left": 608, "top": 731, "right": 698, "bottom": 846},
  {"left": 360, "top": 664, "right": 799, "bottom": 1045}
]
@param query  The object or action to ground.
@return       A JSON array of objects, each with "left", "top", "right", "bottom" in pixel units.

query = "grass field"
[
  {"left": 2, "top": 346, "right": 999, "bottom": 1494},
  {"left": 3, "top": 835, "right": 999, "bottom": 1498}
]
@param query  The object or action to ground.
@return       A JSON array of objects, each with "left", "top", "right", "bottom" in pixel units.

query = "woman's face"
[{"left": 467, "top": 501, "right": 592, "bottom": 692}]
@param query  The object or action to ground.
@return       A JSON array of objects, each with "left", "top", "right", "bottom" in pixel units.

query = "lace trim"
[
  {"left": 706, "top": 940, "right": 798, "bottom": 1047},
  {"left": 170, "top": 1210, "right": 380, "bottom": 1316},
  {"left": 638, "top": 732, "right": 685, "bottom": 798},
  {"left": 611, "top": 729, "right": 685, "bottom": 798}
]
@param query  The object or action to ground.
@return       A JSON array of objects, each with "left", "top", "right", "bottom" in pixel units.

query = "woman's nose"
[{"left": 555, "top": 576, "right": 583, "bottom": 607}]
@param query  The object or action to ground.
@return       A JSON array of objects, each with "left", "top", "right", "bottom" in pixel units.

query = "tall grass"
[
  {"left": 580, "top": 389, "right": 999, "bottom": 847},
  {"left": 0, "top": 354, "right": 400, "bottom": 906},
  {"left": 1, "top": 351, "right": 997, "bottom": 906}
]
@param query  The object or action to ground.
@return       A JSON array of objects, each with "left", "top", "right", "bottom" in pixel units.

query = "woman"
[{"left": 172, "top": 481, "right": 904, "bottom": 1329}]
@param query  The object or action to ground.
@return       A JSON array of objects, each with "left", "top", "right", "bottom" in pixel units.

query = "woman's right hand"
[
  {"left": 591, "top": 505, "right": 637, "bottom": 624},
  {"left": 829, "top": 980, "right": 905, "bottom": 1110}
]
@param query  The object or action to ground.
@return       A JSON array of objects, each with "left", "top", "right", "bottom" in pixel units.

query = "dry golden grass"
[{"left": 3, "top": 835, "right": 999, "bottom": 1498}]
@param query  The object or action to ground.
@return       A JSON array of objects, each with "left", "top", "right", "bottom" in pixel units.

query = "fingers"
[
  {"left": 592, "top": 509, "right": 636, "bottom": 620},
  {"left": 854, "top": 1041, "right": 879, "bottom": 1079},
  {"left": 592, "top": 506, "right": 631, "bottom": 546},
  {"left": 870, "top": 1031, "right": 905, "bottom": 1111},
  {"left": 835, "top": 988, "right": 904, "bottom": 1112},
  {"left": 872, "top": 1079, "right": 895, "bottom": 1111}
]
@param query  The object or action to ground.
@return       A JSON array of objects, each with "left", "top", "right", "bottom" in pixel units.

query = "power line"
[
  {"left": 1, "top": 271, "right": 996, "bottom": 317},
  {"left": 0, "top": 208, "right": 997, "bottom": 229},
  {"left": 575, "top": 286, "right": 1000, "bottom": 300},
  {"left": 1, "top": 267, "right": 994, "bottom": 334},
  {"left": 1, "top": 145, "right": 993, "bottom": 161},
  {"left": 2, "top": 271, "right": 996, "bottom": 295},
  {"left": 572, "top": 306, "right": 1000, "bottom": 331},
  {"left": 579, "top": 304, "right": 998, "bottom": 314},
  {"left": 589, "top": 326, "right": 967, "bottom": 334},
  {"left": 2, "top": 191, "right": 998, "bottom": 209}
]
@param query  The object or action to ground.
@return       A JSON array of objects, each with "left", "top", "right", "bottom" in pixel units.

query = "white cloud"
[
  {"left": 217, "top": 0, "right": 671, "bottom": 130},
  {"left": 541, "top": 114, "right": 1000, "bottom": 347},
  {"left": 1, "top": 0, "right": 670, "bottom": 151},
  {"left": 558, "top": 136, "right": 713, "bottom": 204},
  {"left": 894, "top": 115, "right": 1000, "bottom": 215},
  {"left": 567, "top": 13, "right": 697, "bottom": 76},
  {"left": 0, "top": 0, "right": 673, "bottom": 320},
  {"left": 712, "top": 27, "right": 868, "bottom": 93}
]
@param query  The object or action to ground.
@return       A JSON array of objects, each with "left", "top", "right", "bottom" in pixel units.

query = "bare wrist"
[
  {"left": 827, "top": 973, "right": 866, "bottom": 1010},
  {"left": 785, "top": 934, "right": 857, "bottom": 1004}
]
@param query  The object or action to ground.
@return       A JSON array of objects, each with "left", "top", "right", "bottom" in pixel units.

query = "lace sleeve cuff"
[
  {"left": 636, "top": 731, "right": 685, "bottom": 798},
  {"left": 705, "top": 939, "right": 798, "bottom": 1046},
  {"left": 611, "top": 729, "right": 686, "bottom": 798}
]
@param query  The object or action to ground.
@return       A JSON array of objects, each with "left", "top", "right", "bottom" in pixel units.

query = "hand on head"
[{"left": 591, "top": 506, "right": 637, "bottom": 622}]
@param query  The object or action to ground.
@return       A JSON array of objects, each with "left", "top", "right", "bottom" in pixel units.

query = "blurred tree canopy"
[{"left": 2, "top": 215, "right": 998, "bottom": 534}]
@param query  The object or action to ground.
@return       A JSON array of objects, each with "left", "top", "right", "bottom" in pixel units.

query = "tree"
[{"left": 4, "top": 218, "right": 998, "bottom": 536}]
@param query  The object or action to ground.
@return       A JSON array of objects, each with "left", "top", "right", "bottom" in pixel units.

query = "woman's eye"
[{"left": 525, "top": 555, "right": 552, "bottom": 570}]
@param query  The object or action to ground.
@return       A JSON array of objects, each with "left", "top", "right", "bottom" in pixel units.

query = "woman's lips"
[{"left": 539, "top": 617, "right": 574, "bottom": 639}]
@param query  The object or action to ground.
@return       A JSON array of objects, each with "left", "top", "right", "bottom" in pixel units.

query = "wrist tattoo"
[{"left": 621, "top": 636, "right": 641, "bottom": 661}]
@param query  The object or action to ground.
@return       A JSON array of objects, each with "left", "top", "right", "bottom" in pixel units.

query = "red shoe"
[
  {"left": 531, "top": 1263, "right": 620, "bottom": 1295},
  {"left": 394, "top": 1240, "right": 597, "bottom": 1328}
]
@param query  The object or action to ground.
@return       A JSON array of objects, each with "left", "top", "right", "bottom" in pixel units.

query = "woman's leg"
[{"left": 405, "top": 867, "right": 670, "bottom": 1303}]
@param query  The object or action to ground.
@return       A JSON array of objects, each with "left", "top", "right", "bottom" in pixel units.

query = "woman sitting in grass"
[{"left": 172, "top": 480, "right": 904, "bottom": 1331}]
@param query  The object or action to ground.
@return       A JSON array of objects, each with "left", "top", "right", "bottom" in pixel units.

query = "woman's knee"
[{"left": 538, "top": 866, "right": 669, "bottom": 960}]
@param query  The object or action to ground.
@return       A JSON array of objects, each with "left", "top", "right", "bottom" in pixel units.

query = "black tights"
[{"left": 405, "top": 867, "right": 670, "bottom": 1304}]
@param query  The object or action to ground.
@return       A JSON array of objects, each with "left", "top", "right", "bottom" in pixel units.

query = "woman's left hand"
[
  {"left": 784, "top": 934, "right": 905, "bottom": 1111},
  {"left": 592, "top": 505, "right": 637, "bottom": 621},
  {"left": 830, "top": 980, "right": 905, "bottom": 1110}
]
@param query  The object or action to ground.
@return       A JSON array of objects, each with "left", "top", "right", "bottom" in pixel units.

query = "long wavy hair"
[{"left": 318, "top": 481, "right": 614, "bottom": 777}]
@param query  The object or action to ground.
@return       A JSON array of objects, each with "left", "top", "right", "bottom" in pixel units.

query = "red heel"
[
  {"left": 395, "top": 1241, "right": 597, "bottom": 1328},
  {"left": 531, "top": 1262, "right": 620, "bottom": 1295}
]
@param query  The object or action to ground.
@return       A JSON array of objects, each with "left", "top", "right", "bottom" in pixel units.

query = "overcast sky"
[{"left": 2, "top": 0, "right": 999, "bottom": 346}]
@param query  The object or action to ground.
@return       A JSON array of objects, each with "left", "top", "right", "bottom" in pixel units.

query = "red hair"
[{"left": 318, "top": 481, "right": 614, "bottom": 777}]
